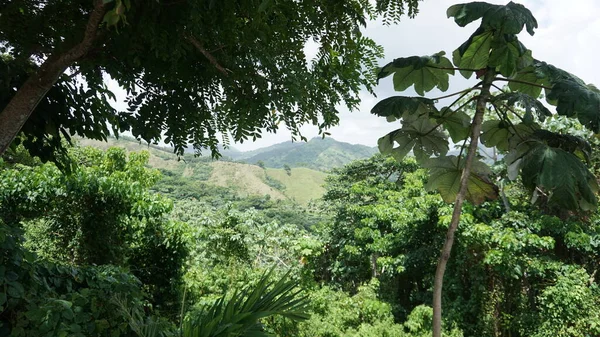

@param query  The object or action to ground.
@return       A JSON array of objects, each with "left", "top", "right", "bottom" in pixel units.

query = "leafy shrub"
[{"left": 1, "top": 220, "right": 150, "bottom": 337}]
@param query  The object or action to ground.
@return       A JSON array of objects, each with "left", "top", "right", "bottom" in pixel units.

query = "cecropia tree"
[{"left": 371, "top": 2, "right": 600, "bottom": 336}]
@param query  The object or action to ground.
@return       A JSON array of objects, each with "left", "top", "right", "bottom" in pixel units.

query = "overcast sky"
[{"left": 228, "top": 0, "right": 600, "bottom": 151}]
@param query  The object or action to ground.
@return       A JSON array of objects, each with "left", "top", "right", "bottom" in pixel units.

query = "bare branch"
[
  {"left": 188, "top": 36, "right": 230, "bottom": 76},
  {"left": 494, "top": 77, "right": 552, "bottom": 90},
  {"left": 426, "top": 65, "right": 481, "bottom": 72}
]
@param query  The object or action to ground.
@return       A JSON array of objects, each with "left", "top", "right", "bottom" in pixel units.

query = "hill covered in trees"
[
  {"left": 79, "top": 136, "right": 328, "bottom": 205},
  {"left": 233, "top": 137, "right": 377, "bottom": 171}
]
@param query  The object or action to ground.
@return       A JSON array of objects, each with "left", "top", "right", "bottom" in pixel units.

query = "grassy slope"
[
  {"left": 265, "top": 167, "right": 327, "bottom": 205},
  {"left": 208, "top": 161, "right": 287, "bottom": 200},
  {"left": 77, "top": 137, "right": 327, "bottom": 205}
]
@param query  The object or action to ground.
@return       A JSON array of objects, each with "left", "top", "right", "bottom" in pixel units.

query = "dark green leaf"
[
  {"left": 488, "top": 39, "right": 520, "bottom": 77},
  {"left": 433, "top": 107, "right": 472, "bottom": 142},
  {"left": 370, "top": 96, "right": 437, "bottom": 123},
  {"left": 456, "top": 31, "right": 493, "bottom": 79},
  {"left": 378, "top": 52, "right": 454, "bottom": 95},
  {"left": 447, "top": 1, "right": 538, "bottom": 35},
  {"left": 494, "top": 92, "right": 552, "bottom": 123},
  {"left": 508, "top": 66, "right": 547, "bottom": 98},
  {"left": 533, "top": 61, "right": 600, "bottom": 132},
  {"left": 378, "top": 118, "right": 449, "bottom": 163},
  {"left": 481, "top": 120, "right": 533, "bottom": 152},
  {"left": 506, "top": 140, "right": 598, "bottom": 211},
  {"left": 423, "top": 155, "right": 498, "bottom": 205}
]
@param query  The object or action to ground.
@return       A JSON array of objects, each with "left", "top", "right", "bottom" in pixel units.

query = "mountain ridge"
[{"left": 230, "top": 137, "right": 377, "bottom": 171}]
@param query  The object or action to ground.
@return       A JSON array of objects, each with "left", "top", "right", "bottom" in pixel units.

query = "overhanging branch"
[
  {"left": 0, "top": 0, "right": 108, "bottom": 154},
  {"left": 188, "top": 36, "right": 230, "bottom": 76}
]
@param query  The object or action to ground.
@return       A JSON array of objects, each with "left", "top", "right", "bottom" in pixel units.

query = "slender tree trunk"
[
  {"left": 432, "top": 69, "right": 496, "bottom": 337},
  {"left": 0, "top": 1, "right": 107, "bottom": 155}
]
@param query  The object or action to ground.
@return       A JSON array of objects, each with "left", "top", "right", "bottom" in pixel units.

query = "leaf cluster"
[{"left": 372, "top": 1, "right": 600, "bottom": 213}]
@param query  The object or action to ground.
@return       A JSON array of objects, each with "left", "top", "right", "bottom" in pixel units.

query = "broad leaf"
[
  {"left": 506, "top": 140, "right": 598, "bottom": 211},
  {"left": 480, "top": 120, "right": 534, "bottom": 152},
  {"left": 507, "top": 66, "right": 547, "bottom": 99},
  {"left": 533, "top": 61, "right": 600, "bottom": 132},
  {"left": 530, "top": 129, "right": 592, "bottom": 163},
  {"left": 488, "top": 37, "right": 526, "bottom": 77},
  {"left": 371, "top": 96, "right": 437, "bottom": 123},
  {"left": 453, "top": 30, "right": 493, "bottom": 79},
  {"left": 378, "top": 118, "right": 449, "bottom": 163},
  {"left": 432, "top": 107, "right": 472, "bottom": 142},
  {"left": 378, "top": 52, "right": 454, "bottom": 95},
  {"left": 447, "top": 1, "right": 538, "bottom": 35},
  {"left": 494, "top": 92, "right": 552, "bottom": 123},
  {"left": 423, "top": 155, "right": 498, "bottom": 205}
]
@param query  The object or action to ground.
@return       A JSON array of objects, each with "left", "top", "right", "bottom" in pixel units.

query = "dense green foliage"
[
  {"left": 0, "top": 0, "right": 420, "bottom": 158},
  {"left": 311, "top": 154, "right": 600, "bottom": 336},
  {"left": 4, "top": 132, "right": 600, "bottom": 337}
]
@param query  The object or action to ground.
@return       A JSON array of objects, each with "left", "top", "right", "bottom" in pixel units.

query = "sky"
[{"left": 228, "top": 0, "right": 600, "bottom": 151}]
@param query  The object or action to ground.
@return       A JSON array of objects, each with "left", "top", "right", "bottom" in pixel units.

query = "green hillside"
[
  {"left": 244, "top": 137, "right": 377, "bottom": 171},
  {"left": 77, "top": 136, "right": 327, "bottom": 205},
  {"left": 265, "top": 167, "right": 328, "bottom": 205}
]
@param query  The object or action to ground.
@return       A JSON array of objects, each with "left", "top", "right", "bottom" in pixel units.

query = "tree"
[
  {"left": 257, "top": 160, "right": 266, "bottom": 169},
  {"left": 371, "top": 2, "right": 600, "bottom": 336},
  {"left": 0, "top": 146, "right": 189, "bottom": 316},
  {"left": 284, "top": 164, "right": 292, "bottom": 176},
  {"left": 0, "top": 0, "right": 421, "bottom": 158}
]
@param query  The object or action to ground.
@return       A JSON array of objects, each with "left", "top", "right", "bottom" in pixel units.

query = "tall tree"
[
  {"left": 371, "top": 2, "right": 600, "bottom": 336},
  {"left": 0, "top": 0, "right": 420, "bottom": 158}
]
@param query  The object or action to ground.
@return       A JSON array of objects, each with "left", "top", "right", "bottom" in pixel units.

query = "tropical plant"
[
  {"left": 372, "top": 2, "right": 600, "bottom": 335},
  {"left": 119, "top": 270, "right": 309, "bottom": 337},
  {"left": 0, "top": 0, "right": 421, "bottom": 158},
  {"left": 0, "top": 145, "right": 189, "bottom": 317}
]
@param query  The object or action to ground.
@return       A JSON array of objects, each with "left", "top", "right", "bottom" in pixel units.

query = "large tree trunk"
[
  {"left": 0, "top": 1, "right": 107, "bottom": 155},
  {"left": 432, "top": 69, "right": 496, "bottom": 337}
]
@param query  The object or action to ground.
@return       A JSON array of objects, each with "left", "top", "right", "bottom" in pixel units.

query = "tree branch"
[
  {"left": 426, "top": 65, "right": 481, "bottom": 72},
  {"left": 0, "top": 0, "right": 107, "bottom": 154},
  {"left": 494, "top": 77, "right": 552, "bottom": 90},
  {"left": 430, "top": 87, "right": 479, "bottom": 101},
  {"left": 188, "top": 36, "right": 230, "bottom": 76}
]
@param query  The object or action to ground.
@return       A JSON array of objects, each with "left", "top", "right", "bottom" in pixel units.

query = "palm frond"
[{"left": 182, "top": 269, "right": 309, "bottom": 337}]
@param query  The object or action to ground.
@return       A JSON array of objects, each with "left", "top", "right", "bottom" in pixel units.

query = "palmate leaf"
[
  {"left": 423, "top": 155, "right": 498, "bottom": 205},
  {"left": 494, "top": 92, "right": 552, "bottom": 124},
  {"left": 532, "top": 61, "right": 600, "bottom": 132},
  {"left": 488, "top": 35, "right": 529, "bottom": 77},
  {"left": 508, "top": 66, "right": 548, "bottom": 98},
  {"left": 480, "top": 120, "right": 534, "bottom": 152},
  {"left": 453, "top": 29, "right": 530, "bottom": 79},
  {"left": 531, "top": 129, "right": 592, "bottom": 163},
  {"left": 377, "top": 51, "right": 454, "bottom": 95},
  {"left": 370, "top": 96, "right": 437, "bottom": 123},
  {"left": 447, "top": 1, "right": 538, "bottom": 36},
  {"left": 506, "top": 140, "right": 598, "bottom": 211},
  {"left": 378, "top": 118, "right": 449, "bottom": 163},
  {"left": 452, "top": 30, "right": 493, "bottom": 79},
  {"left": 432, "top": 107, "right": 472, "bottom": 142}
]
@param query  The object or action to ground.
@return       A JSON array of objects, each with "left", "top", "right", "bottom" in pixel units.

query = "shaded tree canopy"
[{"left": 0, "top": 0, "right": 421, "bottom": 159}]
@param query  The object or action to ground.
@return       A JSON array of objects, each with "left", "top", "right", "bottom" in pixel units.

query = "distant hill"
[
  {"left": 76, "top": 136, "right": 328, "bottom": 205},
  {"left": 239, "top": 137, "right": 377, "bottom": 171}
]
